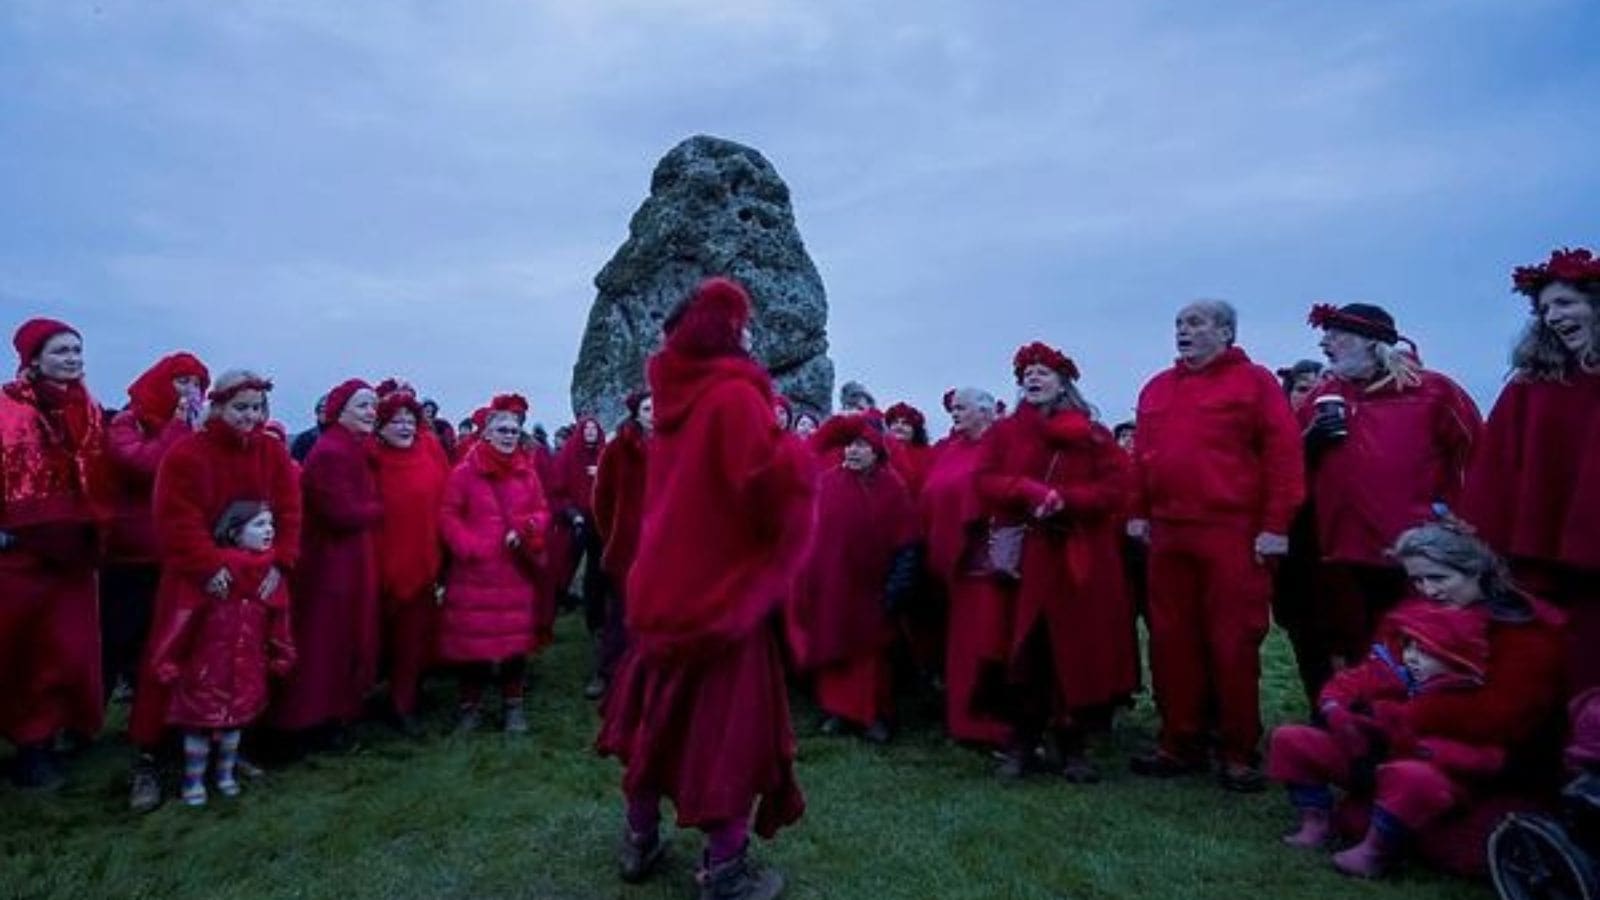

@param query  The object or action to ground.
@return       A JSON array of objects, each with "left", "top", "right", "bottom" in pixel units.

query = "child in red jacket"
[{"left": 151, "top": 501, "right": 295, "bottom": 806}]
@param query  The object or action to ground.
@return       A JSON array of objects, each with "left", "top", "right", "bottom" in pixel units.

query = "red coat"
[
  {"left": 105, "top": 411, "right": 194, "bottom": 563},
  {"left": 977, "top": 405, "right": 1138, "bottom": 710},
  {"left": 886, "top": 440, "right": 932, "bottom": 498},
  {"left": 549, "top": 417, "right": 606, "bottom": 519},
  {"left": 271, "top": 423, "right": 382, "bottom": 730},
  {"left": 920, "top": 433, "right": 986, "bottom": 584},
  {"left": 1460, "top": 372, "right": 1600, "bottom": 572},
  {"left": 1318, "top": 599, "right": 1490, "bottom": 711},
  {"left": 789, "top": 464, "right": 916, "bottom": 670},
  {"left": 1131, "top": 347, "right": 1305, "bottom": 534},
  {"left": 0, "top": 376, "right": 106, "bottom": 540},
  {"left": 592, "top": 421, "right": 648, "bottom": 584},
  {"left": 133, "top": 420, "right": 302, "bottom": 746},
  {"left": 1299, "top": 370, "right": 1481, "bottom": 565},
  {"left": 152, "top": 548, "right": 295, "bottom": 729},
  {"left": 374, "top": 437, "right": 449, "bottom": 605},
  {"left": 624, "top": 353, "right": 816, "bottom": 656},
  {"left": 438, "top": 444, "right": 550, "bottom": 662}
]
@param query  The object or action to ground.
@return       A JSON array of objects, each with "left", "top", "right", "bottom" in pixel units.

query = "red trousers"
[
  {"left": 814, "top": 652, "right": 893, "bottom": 728},
  {"left": 0, "top": 561, "right": 103, "bottom": 746},
  {"left": 384, "top": 593, "right": 436, "bottom": 716},
  {"left": 1267, "top": 724, "right": 1467, "bottom": 830},
  {"left": 1146, "top": 522, "right": 1271, "bottom": 765},
  {"left": 944, "top": 577, "right": 1009, "bottom": 746}
]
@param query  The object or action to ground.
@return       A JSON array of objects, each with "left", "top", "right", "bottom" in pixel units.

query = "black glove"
[
  {"left": 883, "top": 544, "right": 923, "bottom": 614},
  {"left": 1303, "top": 412, "right": 1347, "bottom": 456}
]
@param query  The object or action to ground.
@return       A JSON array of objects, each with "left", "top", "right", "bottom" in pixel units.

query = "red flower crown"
[
  {"left": 208, "top": 377, "right": 275, "bottom": 404},
  {"left": 1512, "top": 247, "right": 1600, "bottom": 301},
  {"left": 884, "top": 402, "right": 925, "bottom": 429},
  {"left": 490, "top": 393, "right": 529, "bottom": 415},
  {"left": 1012, "top": 342, "right": 1079, "bottom": 383}
]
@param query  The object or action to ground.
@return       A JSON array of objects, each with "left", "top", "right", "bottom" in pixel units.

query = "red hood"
[{"left": 647, "top": 348, "right": 774, "bottom": 436}]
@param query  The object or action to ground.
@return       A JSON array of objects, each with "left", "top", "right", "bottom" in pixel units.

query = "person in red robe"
[
  {"left": 975, "top": 343, "right": 1138, "bottom": 782},
  {"left": 0, "top": 318, "right": 107, "bottom": 789},
  {"left": 270, "top": 378, "right": 382, "bottom": 747},
  {"left": 102, "top": 352, "right": 210, "bottom": 703},
  {"left": 1461, "top": 246, "right": 1600, "bottom": 694},
  {"left": 590, "top": 390, "right": 651, "bottom": 700},
  {"left": 790, "top": 415, "right": 918, "bottom": 744},
  {"left": 881, "top": 401, "right": 942, "bottom": 687},
  {"left": 131, "top": 369, "right": 301, "bottom": 811},
  {"left": 373, "top": 390, "right": 449, "bottom": 735},
  {"left": 551, "top": 414, "right": 609, "bottom": 695},
  {"left": 883, "top": 402, "right": 932, "bottom": 497},
  {"left": 438, "top": 407, "right": 549, "bottom": 734},
  {"left": 1299, "top": 303, "right": 1482, "bottom": 672},
  {"left": 1267, "top": 523, "right": 1567, "bottom": 878},
  {"left": 596, "top": 277, "right": 815, "bottom": 896},
  {"left": 920, "top": 387, "right": 1010, "bottom": 748},
  {"left": 1127, "top": 301, "right": 1305, "bottom": 792}
]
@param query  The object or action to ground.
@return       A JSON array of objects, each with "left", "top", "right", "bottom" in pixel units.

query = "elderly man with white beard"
[{"left": 1298, "top": 302, "right": 1481, "bottom": 674}]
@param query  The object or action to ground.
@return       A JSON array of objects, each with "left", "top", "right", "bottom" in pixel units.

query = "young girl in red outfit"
[{"left": 152, "top": 501, "right": 294, "bottom": 806}]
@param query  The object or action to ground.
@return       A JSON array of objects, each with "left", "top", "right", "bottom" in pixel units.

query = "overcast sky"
[{"left": 3, "top": 0, "right": 1597, "bottom": 430}]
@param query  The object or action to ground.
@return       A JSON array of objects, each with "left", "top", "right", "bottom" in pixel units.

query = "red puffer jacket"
[
  {"left": 438, "top": 443, "right": 550, "bottom": 662},
  {"left": 151, "top": 548, "right": 295, "bottom": 729},
  {"left": 1299, "top": 370, "right": 1481, "bottom": 565},
  {"left": 1131, "top": 347, "right": 1304, "bottom": 534}
]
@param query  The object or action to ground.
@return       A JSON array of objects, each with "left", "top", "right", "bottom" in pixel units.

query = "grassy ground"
[{"left": 1, "top": 617, "right": 1491, "bottom": 900}]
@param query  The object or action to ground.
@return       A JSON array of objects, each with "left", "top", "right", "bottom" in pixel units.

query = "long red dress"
[
  {"left": 597, "top": 349, "right": 815, "bottom": 838},
  {"left": 1460, "top": 371, "right": 1600, "bottom": 690},
  {"left": 374, "top": 432, "right": 449, "bottom": 715},
  {"left": 920, "top": 431, "right": 1010, "bottom": 746},
  {"left": 975, "top": 405, "right": 1138, "bottom": 725},
  {"left": 134, "top": 419, "right": 302, "bottom": 748},
  {"left": 271, "top": 423, "right": 382, "bottom": 730},
  {"left": 0, "top": 375, "right": 107, "bottom": 746},
  {"left": 790, "top": 462, "right": 916, "bottom": 728}
]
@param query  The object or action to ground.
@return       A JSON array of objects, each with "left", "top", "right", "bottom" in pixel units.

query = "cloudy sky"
[{"left": 3, "top": 0, "right": 1596, "bottom": 429}]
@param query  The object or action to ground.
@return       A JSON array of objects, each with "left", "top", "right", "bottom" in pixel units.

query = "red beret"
[
  {"left": 1013, "top": 341, "right": 1079, "bottom": 384},
  {"left": 377, "top": 390, "right": 424, "bottom": 427},
  {"left": 884, "top": 402, "right": 925, "bottom": 429},
  {"left": 664, "top": 277, "right": 752, "bottom": 358},
  {"left": 321, "top": 378, "right": 374, "bottom": 427},
  {"left": 813, "top": 414, "right": 887, "bottom": 457},
  {"left": 490, "top": 393, "right": 529, "bottom": 420},
  {"left": 13, "top": 317, "right": 80, "bottom": 370}
]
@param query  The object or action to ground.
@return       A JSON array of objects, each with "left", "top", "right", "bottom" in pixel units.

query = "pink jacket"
[{"left": 438, "top": 444, "right": 550, "bottom": 663}]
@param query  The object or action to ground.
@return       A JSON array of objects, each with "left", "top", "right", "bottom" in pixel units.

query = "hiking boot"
[
  {"left": 617, "top": 828, "right": 666, "bottom": 883},
  {"left": 700, "top": 849, "right": 784, "bottom": 900},
  {"left": 129, "top": 755, "right": 163, "bottom": 813},
  {"left": 862, "top": 721, "right": 892, "bottom": 745},
  {"left": 11, "top": 744, "right": 64, "bottom": 791},
  {"left": 1059, "top": 755, "right": 1102, "bottom": 785},
  {"left": 1129, "top": 749, "right": 1205, "bottom": 779},
  {"left": 454, "top": 706, "right": 483, "bottom": 735},
  {"left": 503, "top": 704, "right": 529, "bottom": 735},
  {"left": 1282, "top": 808, "right": 1333, "bottom": 850},
  {"left": 583, "top": 675, "right": 607, "bottom": 701},
  {"left": 1218, "top": 763, "right": 1266, "bottom": 794}
]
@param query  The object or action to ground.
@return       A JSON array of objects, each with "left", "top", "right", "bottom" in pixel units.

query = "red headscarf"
[
  {"left": 126, "top": 352, "right": 210, "bottom": 430},
  {"left": 320, "top": 378, "right": 373, "bottom": 427}
]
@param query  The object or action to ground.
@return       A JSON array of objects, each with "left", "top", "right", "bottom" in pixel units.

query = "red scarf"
[{"left": 25, "top": 376, "right": 93, "bottom": 451}]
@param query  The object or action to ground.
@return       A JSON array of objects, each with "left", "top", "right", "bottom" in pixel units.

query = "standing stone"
[{"left": 571, "top": 135, "right": 834, "bottom": 427}]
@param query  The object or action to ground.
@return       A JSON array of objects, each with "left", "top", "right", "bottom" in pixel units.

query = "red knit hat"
[
  {"left": 813, "top": 414, "right": 887, "bottom": 457},
  {"left": 884, "top": 402, "right": 925, "bottom": 430},
  {"left": 1513, "top": 247, "right": 1600, "bottom": 301},
  {"left": 664, "top": 277, "right": 752, "bottom": 358},
  {"left": 489, "top": 393, "right": 529, "bottom": 423},
  {"left": 13, "top": 317, "right": 80, "bottom": 370},
  {"left": 1013, "top": 341, "right": 1079, "bottom": 383},
  {"left": 320, "top": 378, "right": 374, "bottom": 427},
  {"left": 375, "top": 377, "right": 415, "bottom": 399},
  {"left": 376, "top": 390, "right": 424, "bottom": 427},
  {"left": 1388, "top": 603, "right": 1490, "bottom": 682}
]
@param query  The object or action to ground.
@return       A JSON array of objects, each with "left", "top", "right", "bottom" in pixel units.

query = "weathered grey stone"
[{"left": 571, "top": 135, "right": 833, "bottom": 427}]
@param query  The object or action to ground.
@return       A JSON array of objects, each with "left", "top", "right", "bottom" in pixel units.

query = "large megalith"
[{"left": 570, "top": 135, "right": 834, "bottom": 427}]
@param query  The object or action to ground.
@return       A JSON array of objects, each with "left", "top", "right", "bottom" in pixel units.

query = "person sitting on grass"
[
  {"left": 150, "top": 501, "right": 295, "bottom": 807},
  {"left": 1265, "top": 521, "right": 1568, "bottom": 878}
]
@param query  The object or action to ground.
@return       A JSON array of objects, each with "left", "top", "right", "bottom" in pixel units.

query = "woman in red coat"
[
  {"left": 920, "top": 387, "right": 1010, "bottom": 747},
  {"left": 438, "top": 406, "right": 550, "bottom": 734},
  {"left": 976, "top": 342, "right": 1138, "bottom": 783},
  {"left": 373, "top": 390, "right": 450, "bottom": 734},
  {"left": 590, "top": 391, "right": 651, "bottom": 699},
  {"left": 597, "top": 277, "right": 815, "bottom": 896},
  {"left": 0, "top": 318, "right": 107, "bottom": 789},
  {"left": 132, "top": 368, "right": 302, "bottom": 810},
  {"left": 884, "top": 402, "right": 933, "bottom": 497},
  {"left": 270, "top": 379, "right": 382, "bottom": 745},
  {"left": 150, "top": 500, "right": 295, "bottom": 806},
  {"left": 102, "top": 352, "right": 209, "bottom": 702},
  {"left": 552, "top": 414, "right": 609, "bottom": 688},
  {"left": 1461, "top": 247, "right": 1600, "bottom": 693},
  {"left": 790, "top": 415, "right": 918, "bottom": 743},
  {"left": 1267, "top": 523, "right": 1568, "bottom": 878}
]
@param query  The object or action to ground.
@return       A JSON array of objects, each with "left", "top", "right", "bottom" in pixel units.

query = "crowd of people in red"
[{"left": 1, "top": 246, "right": 1597, "bottom": 897}]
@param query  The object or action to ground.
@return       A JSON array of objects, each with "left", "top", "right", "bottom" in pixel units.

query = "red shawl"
[
  {"left": 375, "top": 436, "right": 450, "bottom": 601},
  {"left": 625, "top": 349, "right": 816, "bottom": 656},
  {"left": 790, "top": 464, "right": 915, "bottom": 669}
]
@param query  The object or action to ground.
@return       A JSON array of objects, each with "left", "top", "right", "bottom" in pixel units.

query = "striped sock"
[
  {"left": 215, "top": 730, "right": 242, "bottom": 795},
  {"left": 182, "top": 733, "right": 210, "bottom": 804}
]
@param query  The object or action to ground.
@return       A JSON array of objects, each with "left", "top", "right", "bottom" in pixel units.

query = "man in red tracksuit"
[{"left": 1127, "top": 299, "right": 1305, "bottom": 792}]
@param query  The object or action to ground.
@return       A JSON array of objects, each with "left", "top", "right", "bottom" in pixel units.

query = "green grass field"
[{"left": 1, "top": 618, "right": 1491, "bottom": 900}]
